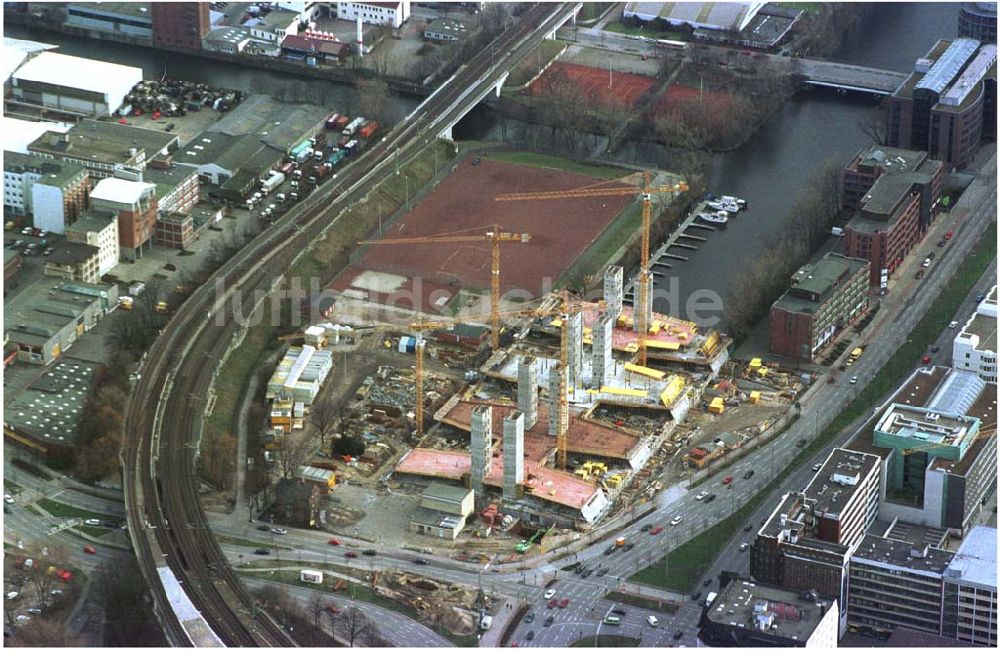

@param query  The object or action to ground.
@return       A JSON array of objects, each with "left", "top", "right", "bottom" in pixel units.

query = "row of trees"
[{"left": 723, "top": 159, "right": 843, "bottom": 341}]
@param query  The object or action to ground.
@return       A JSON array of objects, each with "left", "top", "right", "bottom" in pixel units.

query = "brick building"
[
  {"left": 89, "top": 178, "right": 157, "bottom": 262},
  {"left": 841, "top": 148, "right": 943, "bottom": 288},
  {"left": 42, "top": 242, "right": 101, "bottom": 284},
  {"left": 155, "top": 212, "right": 196, "bottom": 250},
  {"left": 769, "top": 253, "right": 870, "bottom": 362},
  {"left": 151, "top": 2, "right": 211, "bottom": 50}
]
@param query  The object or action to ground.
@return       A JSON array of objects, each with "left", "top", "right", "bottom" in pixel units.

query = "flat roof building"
[
  {"left": 4, "top": 277, "right": 119, "bottom": 365},
  {"left": 847, "top": 366, "right": 997, "bottom": 536},
  {"left": 3, "top": 358, "right": 98, "bottom": 450},
  {"left": 943, "top": 525, "right": 997, "bottom": 646},
  {"left": 28, "top": 119, "right": 179, "bottom": 178},
  {"left": 66, "top": 2, "right": 153, "bottom": 40},
  {"left": 698, "top": 578, "right": 840, "bottom": 647},
  {"left": 769, "top": 252, "right": 870, "bottom": 362},
  {"left": 42, "top": 241, "right": 101, "bottom": 284},
  {"left": 9, "top": 51, "right": 143, "bottom": 117},
  {"left": 959, "top": 3, "right": 998, "bottom": 43},
  {"left": 3, "top": 151, "right": 90, "bottom": 233},
  {"left": 953, "top": 285, "right": 997, "bottom": 383},
  {"left": 65, "top": 210, "right": 119, "bottom": 276}
]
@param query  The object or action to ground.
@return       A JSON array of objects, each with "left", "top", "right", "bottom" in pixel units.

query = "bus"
[{"left": 603, "top": 615, "right": 621, "bottom": 626}]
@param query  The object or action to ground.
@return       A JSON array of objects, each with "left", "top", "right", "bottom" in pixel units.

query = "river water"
[{"left": 6, "top": 3, "right": 960, "bottom": 330}]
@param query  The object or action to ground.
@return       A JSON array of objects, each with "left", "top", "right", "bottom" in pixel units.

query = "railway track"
[{"left": 123, "top": 4, "right": 579, "bottom": 645}]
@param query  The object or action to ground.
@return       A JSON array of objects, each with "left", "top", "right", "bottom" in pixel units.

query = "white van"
[{"left": 647, "top": 615, "right": 659, "bottom": 627}]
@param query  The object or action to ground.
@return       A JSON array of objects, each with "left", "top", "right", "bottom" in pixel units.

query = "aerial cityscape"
[{"left": 1, "top": 0, "right": 996, "bottom": 648}]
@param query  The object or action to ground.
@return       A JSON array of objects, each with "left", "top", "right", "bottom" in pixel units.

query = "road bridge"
[
  {"left": 795, "top": 59, "right": 908, "bottom": 95},
  {"left": 123, "top": 3, "right": 585, "bottom": 646}
]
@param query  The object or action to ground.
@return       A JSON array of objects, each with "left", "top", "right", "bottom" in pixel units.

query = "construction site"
[{"left": 258, "top": 153, "right": 815, "bottom": 555}]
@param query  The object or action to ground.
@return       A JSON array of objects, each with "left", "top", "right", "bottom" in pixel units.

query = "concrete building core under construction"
[
  {"left": 592, "top": 312, "right": 614, "bottom": 387},
  {"left": 503, "top": 410, "right": 524, "bottom": 501},
  {"left": 604, "top": 265, "right": 623, "bottom": 319},
  {"left": 470, "top": 405, "right": 493, "bottom": 499},
  {"left": 517, "top": 357, "right": 538, "bottom": 429}
]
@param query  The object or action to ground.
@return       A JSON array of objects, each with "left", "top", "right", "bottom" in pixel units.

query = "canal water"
[{"left": 6, "top": 2, "right": 961, "bottom": 332}]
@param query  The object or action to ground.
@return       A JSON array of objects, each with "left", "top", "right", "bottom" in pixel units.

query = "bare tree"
[
  {"left": 353, "top": 77, "right": 391, "bottom": 125},
  {"left": 859, "top": 109, "right": 888, "bottom": 146},
  {"left": 340, "top": 606, "right": 371, "bottom": 647},
  {"left": 309, "top": 396, "right": 339, "bottom": 449},
  {"left": 309, "top": 590, "right": 326, "bottom": 629},
  {"left": 278, "top": 433, "right": 313, "bottom": 479}
]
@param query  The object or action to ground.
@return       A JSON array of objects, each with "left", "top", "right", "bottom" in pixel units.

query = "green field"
[
  {"left": 570, "top": 634, "right": 641, "bottom": 647},
  {"left": 506, "top": 39, "right": 566, "bottom": 87},
  {"left": 487, "top": 151, "right": 628, "bottom": 180},
  {"left": 37, "top": 498, "right": 118, "bottom": 522},
  {"left": 605, "top": 21, "right": 689, "bottom": 41},
  {"left": 577, "top": 2, "right": 615, "bottom": 22},
  {"left": 631, "top": 222, "right": 997, "bottom": 592}
]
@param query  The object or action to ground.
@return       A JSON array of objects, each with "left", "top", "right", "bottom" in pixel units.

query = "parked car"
[
  {"left": 543, "top": 615, "right": 554, "bottom": 627},
  {"left": 743, "top": 523, "right": 753, "bottom": 532},
  {"left": 949, "top": 321, "right": 959, "bottom": 328},
  {"left": 611, "top": 608, "right": 626, "bottom": 616},
  {"left": 526, "top": 630, "right": 535, "bottom": 641},
  {"left": 922, "top": 258, "right": 931, "bottom": 268},
  {"left": 581, "top": 569, "right": 593, "bottom": 578},
  {"left": 256, "top": 525, "right": 270, "bottom": 531},
  {"left": 937, "top": 239, "right": 946, "bottom": 247},
  {"left": 673, "top": 630, "right": 684, "bottom": 640},
  {"left": 739, "top": 542, "right": 749, "bottom": 552},
  {"left": 362, "top": 549, "right": 377, "bottom": 556},
  {"left": 271, "top": 528, "right": 288, "bottom": 535},
  {"left": 945, "top": 230, "right": 954, "bottom": 240},
  {"left": 345, "top": 551, "right": 358, "bottom": 558},
  {"left": 975, "top": 294, "right": 985, "bottom": 303},
  {"left": 254, "top": 548, "right": 270, "bottom": 555},
  {"left": 922, "top": 355, "right": 932, "bottom": 364},
  {"left": 558, "top": 598, "right": 570, "bottom": 608},
  {"left": 544, "top": 589, "right": 556, "bottom": 600},
  {"left": 695, "top": 490, "right": 708, "bottom": 501},
  {"left": 812, "top": 463, "right": 822, "bottom": 472},
  {"left": 546, "top": 598, "right": 558, "bottom": 609},
  {"left": 328, "top": 538, "right": 341, "bottom": 546},
  {"left": 4, "top": 494, "right": 14, "bottom": 505},
  {"left": 596, "top": 568, "right": 608, "bottom": 577},
  {"left": 703, "top": 579, "right": 712, "bottom": 587},
  {"left": 647, "top": 615, "right": 659, "bottom": 627},
  {"left": 84, "top": 518, "right": 100, "bottom": 526},
  {"left": 524, "top": 612, "right": 535, "bottom": 624},
  {"left": 850, "top": 376, "right": 859, "bottom": 384},
  {"left": 796, "top": 439, "right": 807, "bottom": 448},
  {"left": 916, "top": 269, "right": 926, "bottom": 279},
  {"left": 931, "top": 345, "right": 941, "bottom": 353},
  {"left": 413, "top": 558, "right": 429, "bottom": 565},
  {"left": 623, "top": 543, "right": 635, "bottom": 552}
]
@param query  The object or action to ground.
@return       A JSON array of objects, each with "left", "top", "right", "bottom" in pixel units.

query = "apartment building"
[
  {"left": 89, "top": 178, "right": 157, "bottom": 262},
  {"left": 943, "top": 526, "right": 998, "bottom": 646},
  {"left": 3, "top": 152, "right": 90, "bottom": 233},
  {"left": 769, "top": 253, "right": 870, "bottom": 362},
  {"left": 65, "top": 211, "right": 119, "bottom": 276},
  {"left": 335, "top": 1, "right": 411, "bottom": 28}
]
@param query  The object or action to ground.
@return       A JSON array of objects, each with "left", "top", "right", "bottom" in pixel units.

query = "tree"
[
  {"left": 23, "top": 540, "right": 70, "bottom": 609},
  {"left": 859, "top": 107, "right": 889, "bottom": 146},
  {"left": 309, "top": 590, "right": 326, "bottom": 629},
  {"left": 309, "top": 397, "right": 339, "bottom": 449},
  {"left": 340, "top": 606, "right": 371, "bottom": 647},
  {"left": 279, "top": 433, "right": 313, "bottom": 479},
  {"left": 353, "top": 77, "right": 391, "bottom": 125},
  {"left": 75, "top": 432, "right": 122, "bottom": 482}
]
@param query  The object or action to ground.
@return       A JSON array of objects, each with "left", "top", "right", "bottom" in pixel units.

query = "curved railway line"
[{"left": 123, "top": 4, "right": 579, "bottom": 645}]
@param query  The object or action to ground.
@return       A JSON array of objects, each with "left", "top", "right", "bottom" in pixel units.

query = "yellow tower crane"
[
  {"left": 496, "top": 172, "right": 688, "bottom": 366},
  {"left": 358, "top": 225, "right": 531, "bottom": 351}
]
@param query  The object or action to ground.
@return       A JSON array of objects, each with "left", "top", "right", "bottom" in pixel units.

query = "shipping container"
[
  {"left": 262, "top": 171, "right": 285, "bottom": 193},
  {"left": 289, "top": 139, "right": 312, "bottom": 158},
  {"left": 343, "top": 116, "right": 365, "bottom": 136},
  {"left": 344, "top": 139, "right": 358, "bottom": 153},
  {"left": 325, "top": 112, "right": 341, "bottom": 129},
  {"left": 358, "top": 120, "right": 379, "bottom": 139},
  {"left": 334, "top": 115, "right": 350, "bottom": 130},
  {"left": 327, "top": 149, "right": 347, "bottom": 166},
  {"left": 295, "top": 148, "right": 313, "bottom": 164}
]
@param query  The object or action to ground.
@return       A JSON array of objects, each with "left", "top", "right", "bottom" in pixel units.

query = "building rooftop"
[
  {"left": 802, "top": 448, "right": 881, "bottom": 518},
  {"left": 874, "top": 404, "right": 979, "bottom": 457},
  {"left": 394, "top": 447, "right": 605, "bottom": 512},
  {"left": 849, "top": 145, "right": 927, "bottom": 175},
  {"left": 4, "top": 358, "right": 98, "bottom": 445},
  {"left": 2, "top": 36, "right": 57, "bottom": 84},
  {"left": 11, "top": 51, "right": 142, "bottom": 100},
  {"left": 852, "top": 533, "right": 954, "bottom": 575},
  {"left": 3, "top": 151, "right": 87, "bottom": 187},
  {"left": 204, "top": 26, "right": 251, "bottom": 46},
  {"left": 207, "top": 94, "right": 329, "bottom": 154},
  {"left": 960, "top": 308, "right": 998, "bottom": 353},
  {"left": 893, "top": 40, "right": 955, "bottom": 99},
  {"left": 914, "top": 38, "right": 981, "bottom": 96},
  {"left": 143, "top": 165, "right": 196, "bottom": 192},
  {"left": 424, "top": 17, "right": 472, "bottom": 36},
  {"left": 887, "top": 629, "right": 975, "bottom": 647},
  {"left": 43, "top": 241, "right": 99, "bottom": 266},
  {"left": 4, "top": 277, "right": 112, "bottom": 346},
  {"left": 945, "top": 526, "right": 997, "bottom": 590},
  {"left": 28, "top": 119, "right": 178, "bottom": 165},
  {"left": 941, "top": 43, "right": 996, "bottom": 107},
  {"left": 66, "top": 210, "right": 116, "bottom": 234},
  {"left": 883, "top": 520, "right": 950, "bottom": 549},
  {"left": 705, "top": 578, "right": 835, "bottom": 643},
  {"left": 625, "top": 1, "right": 762, "bottom": 32},
  {"left": 423, "top": 482, "right": 473, "bottom": 504},
  {"left": 409, "top": 505, "right": 463, "bottom": 530},
  {"left": 90, "top": 177, "right": 155, "bottom": 205},
  {"left": 441, "top": 399, "right": 643, "bottom": 463},
  {"left": 1, "top": 117, "right": 72, "bottom": 155},
  {"left": 859, "top": 170, "right": 920, "bottom": 218},
  {"left": 68, "top": 2, "right": 152, "bottom": 19},
  {"left": 773, "top": 253, "right": 868, "bottom": 315}
]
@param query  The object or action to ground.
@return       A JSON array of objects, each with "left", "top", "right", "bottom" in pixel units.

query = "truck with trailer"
[
  {"left": 261, "top": 171, "right": 285, "bottom": 195},
  {"left": 289, "top": 139, "right": 311, "bottom": 159},
  {"left": 300, "top": 569, "right": 324, "bottom": 584},
  {"left": 333, "top": 115, "right": 350, "bottom": 131},
  {"left": 342, "top": 116, "right": 365, "bottom": 137},
  {"left": 325, "top": 112, "right": 341, "bottom": 129},
  {"left": 343, "top": 139, "right": 359, "bottom": 155},
  {"left": 327, "top": 149, "right": 347, "bottom": 167},
  {"left": 295, "top": 148, "right": 314, "bottom": 164}
]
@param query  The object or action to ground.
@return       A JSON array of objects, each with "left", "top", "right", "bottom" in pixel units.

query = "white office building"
[
  {"left": 335, "top": 1, "right": 410, "bottom": 28},
  {"left": 953, "top": 286, "right": 997, "bottom": 383},
  {"left": 10, "top": 51, "right": 142, "bottom": 117}
]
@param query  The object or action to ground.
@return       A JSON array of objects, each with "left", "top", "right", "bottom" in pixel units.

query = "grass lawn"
[
  {"left": 23, "top": 505, "right": 42, "bottom": 516},
  {"left": 776, "top": 2, "right": 824, "bottom": 13},
  {"left": 506, "top": 39, "right": 566, "bottom": 87},
  {"left": 487, "top": 151, "right": 628, "bottom": 180},
  {"left": 631, "top": 222, "right": 997, "bottom": 593},
  {"left": 604, "top": 590, "right": 679, "bottom": 613},
  {"left": 36, "top": 498, "right": 117, "bottom": 522},
  {"left": 577, "top": 2, "right": 615, "bottom": 22},
  {"left": 76, "top": 525, "right": 112, "bottom": 538},
  {"left": 605, "top": 21, "right": 688, "bottom": 40},
  {"left": 570, "top": 634, "right": 641, "bottom": 647},
  {"left": 241, "top": 568, "right": 478, "bottom": 646},
  {"left": 556, "top": 200, "right": 642, "bottom": 288}
]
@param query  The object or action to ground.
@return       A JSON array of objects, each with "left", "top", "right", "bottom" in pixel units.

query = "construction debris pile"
[
  {"left": 124, "top": 79, "right": 245, "bottom": 117},
  {"left": 375, "top": 571, "right": 481, "bottom": 635}
]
